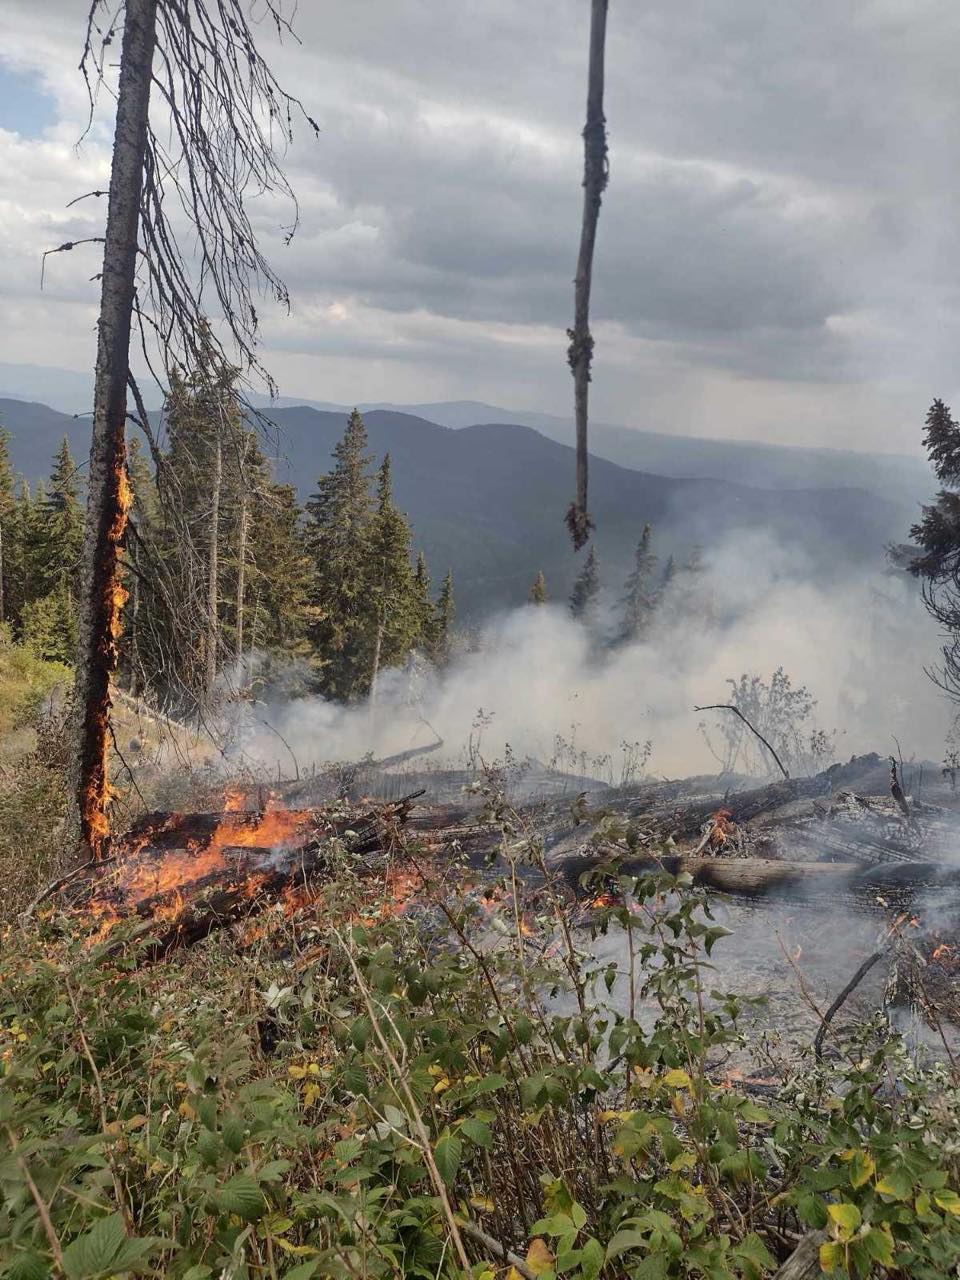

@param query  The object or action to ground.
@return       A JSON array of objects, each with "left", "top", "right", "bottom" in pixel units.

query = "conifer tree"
[
  {"left": 432, "top": 570, "right": 455, "bottom": 665},
  {"left": 902, "top": 398, "right": 960, "bottom": 698},
  {"left": 368, "top": 454, "right": 420, "bottom": 699},
  {"left": 38, "top": 438, "right": 85, "bottom": 599},
  {"left": 570, "top": 545, "right": 600, "bottom": 619},
  {"left": 246, "top": 482, "right": 313, "bottom": 658},
  {"left": 661, "top": 554, "right": 676, "bottom": 594},
  {"left": 0, "top": 430, "right": 17, "bottom": 627},
  {"left": 411, "top": 551, "right": 434, "bottom": 648},
  {"left": 305, "top": 409, "right": 375, "bottom": 699},
  {"left": 529, "top": 570, "right": 547, "bottom": 605},
  {"left": 620, "top": 523, "right": 658, "bottom": 642}
]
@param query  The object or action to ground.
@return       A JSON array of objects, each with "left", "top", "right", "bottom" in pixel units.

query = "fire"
[
  {"left": 79, "top": 449, "right": 134, "bottom": 860},
  {"left": 701, "top": 807, "right": 740, "bottom": 854},
  {"left": 86, "top": 806, "right": 323, "bottom": 931}
]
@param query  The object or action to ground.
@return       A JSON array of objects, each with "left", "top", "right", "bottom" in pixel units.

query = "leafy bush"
[{"left": 0, "top": 818, "right": 957, "bottom": 1278}]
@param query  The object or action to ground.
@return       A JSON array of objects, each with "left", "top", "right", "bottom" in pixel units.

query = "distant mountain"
[
  {"left": 255, "top": 394, "right": 933, "bottom": 514},
  {"left": 260, "top": 406, "right": 906, "bottom": 616},
  {"left": 0, "top": 394, "right": 918, "bottom": 619}
]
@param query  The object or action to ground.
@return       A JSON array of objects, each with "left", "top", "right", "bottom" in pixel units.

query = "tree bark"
[
  {"left": 205, "top": 429, "right": 222, "bottom": 699},
  {"left": 566, "top": 0, "right": 609, "bottom": 549},
  {"left": 73, "top": 0, "right": 158, "bottom": 862},
  {"left": 235, "top": 439, "right": 248, "bottom": 662}
]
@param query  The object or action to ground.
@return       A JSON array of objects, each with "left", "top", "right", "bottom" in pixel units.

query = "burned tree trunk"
[
  {"left": 566, "top": 0, "right": 609, "bottom": 549},
  {"left": 73, "top": 0, "right": 158, "bottom": 862},
  {"left": 205, "top": 427, "right": 222, "bottom": 700}
]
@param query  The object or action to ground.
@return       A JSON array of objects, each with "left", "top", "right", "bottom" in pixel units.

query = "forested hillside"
[{"left": 0, "top": 396, "right": 908, "bottom": 618}]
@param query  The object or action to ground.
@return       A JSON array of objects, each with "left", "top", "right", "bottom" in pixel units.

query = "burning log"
[{"left": 63, "top": 796, "right": 418, "bottom": 955}]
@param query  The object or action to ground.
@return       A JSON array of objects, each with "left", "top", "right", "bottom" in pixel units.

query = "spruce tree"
[
  {"left": 570, "top": 545, "right": 600, "bottom": 619},
  {"left": 620, "top": 523, "right": 658, "bottom": 642},
  {"left": 432, "top": 570, "right": 455, "bottom": 665},
  {"left": 529, "top": 570, "right": 547, "bottom": 605},
  {"left": 906, "top": 399, "right": 960, "bottom": 582},
  {"left": 305, "top": 409, "right": 375, "bottom": 699},
  {"left": 367, "top": 454, "right": 420, "bottom": 697},
  {"left": 411, "top": 551, "right": 434, "bottom": 649},
  {"left": 38, "top": 438, "right": 85, "bottom": 599},
  {"left": 902, "top": 398, "right": 960, "bottom": 698},
  {"left": 246, "top": 482, "right": 313, "bottom": 659}
]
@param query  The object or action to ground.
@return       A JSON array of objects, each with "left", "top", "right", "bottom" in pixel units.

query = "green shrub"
[{"left": 0, "top": 834, "right": 957, "bottom": 1277}]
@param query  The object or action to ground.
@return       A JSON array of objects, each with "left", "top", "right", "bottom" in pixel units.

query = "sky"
[{"left": 0, "top": 0, "right": 959, "bottom": 453}]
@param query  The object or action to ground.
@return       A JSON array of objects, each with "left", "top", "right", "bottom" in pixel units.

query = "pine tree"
[
  {"left": 661, "top": 554, "right": 676, "bottom": 594},
  {"left": 305, "top": 409, "right": 375, "bottom": 699},
  {"left": 529, "top": 570, "right": 547, "bottom": 605},
  {"left": 432, "top": 570, "right": 455, "bottom": 665},
  {"left": 620, "top": 523, "right": 658, "bottom": 642},
  {"left": 570, "top": 545, "right": 600, "bottom": 619}
]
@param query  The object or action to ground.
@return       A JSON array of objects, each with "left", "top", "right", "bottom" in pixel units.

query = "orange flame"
[{"left": 79, "top": 451, "right": 134, "bottom": 859}]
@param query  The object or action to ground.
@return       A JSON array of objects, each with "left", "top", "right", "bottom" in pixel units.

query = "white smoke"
[{"left": 232, "top": 529, "right": 953, "bottom": 781}]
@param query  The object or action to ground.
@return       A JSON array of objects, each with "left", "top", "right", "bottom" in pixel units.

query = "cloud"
[{"left": 0, "top": 0, "right": 958, "bottom": 449}]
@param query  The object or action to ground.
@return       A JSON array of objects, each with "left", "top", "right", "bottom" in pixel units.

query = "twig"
[
  {"left": 814, "top": 948, "right": 886, "bottom": 1062},
  {"left": 460, "top": 1221, "right": 536, "bottom": 1279},
  {"left": 694, "top": 705, "right": 790, "bottom": 780},
  {"left": 4, "top": 1124, "right": 65, "bottom": 1269}
]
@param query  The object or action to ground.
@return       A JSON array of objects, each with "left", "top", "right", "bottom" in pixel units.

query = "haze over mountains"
[{"left": 0, "top": 376, "right": 927, "bottom": 618}]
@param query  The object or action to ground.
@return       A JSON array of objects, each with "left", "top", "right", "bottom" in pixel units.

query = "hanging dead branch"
[{"left": 566, "top": 0, "right": 609, "bottom": 549}]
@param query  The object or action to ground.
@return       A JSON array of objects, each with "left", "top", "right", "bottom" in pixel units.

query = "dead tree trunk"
[
  {"left": 566, "top": 0, "right": 609, "bottom": 550},
  {"left": 73, "top": 0, "right": 158, "bottom": 862},
  {"left": 204, "top": 428, "right": 222, "bottom": 700},
  {"left": 235, "top": 437, "right": 249, "bottom": 661}
]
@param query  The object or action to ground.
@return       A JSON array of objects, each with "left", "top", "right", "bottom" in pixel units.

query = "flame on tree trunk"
[{"left": 74, "top": 0, "right": 158, "bottom": 863}]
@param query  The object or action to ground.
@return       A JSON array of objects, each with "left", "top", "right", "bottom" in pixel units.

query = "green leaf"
[
  {"left": 876, "top": 1167, "right": 913, "bottom": 1200},
  {"left": 459, "top": 1117, "right": 492, "bottom": 1149},
  {"left": 3, "top": 1254, "right": 51, "bottom": 1280},
  {"left": 862, "top": 1227, "right": 895, "bottom": 1266},
  {"left": 221, "top": 1114, "right": 247, "bottom": 1154},
  {"left": 283, "top": 1264, "right": 320, "bottom": 1280},
  {"left": 579, "top": 1236, "right": 604, "bottom": 1279},
  {"left": 434, "top": 1133, "right": 462, "bottom": 1187},
  {"left": 846, "top": 1150, "right": 875, "bottom": 1189},
  {"left": 731, "top": 1232, "right": 776, "bottom": 1280},
  {"left": 213, "top": 1173, "right": 267, "bottom": 1221},
  {"left": 606, "top": 1229, "right": 647, "bottom": 1261},
  {"left": 61, "top": 1214, "right": 154, "bottom": 1279}
]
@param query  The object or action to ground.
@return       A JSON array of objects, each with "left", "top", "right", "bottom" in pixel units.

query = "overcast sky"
[{"left": 1, "top": 0, "right": 958, "bottom": 453}]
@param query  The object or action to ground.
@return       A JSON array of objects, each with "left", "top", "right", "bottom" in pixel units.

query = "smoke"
[{"left": 232, "top": 528, "right": 953, "bottom": 781}]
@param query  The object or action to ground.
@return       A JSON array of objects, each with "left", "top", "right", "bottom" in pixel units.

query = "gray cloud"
[{"left": 1, "top": 0, "right": 959, "bottom": 449}]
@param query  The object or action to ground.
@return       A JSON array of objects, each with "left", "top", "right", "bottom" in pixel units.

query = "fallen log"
[{"left": 560, "top": 852, "right": 960, "bottom": 901}]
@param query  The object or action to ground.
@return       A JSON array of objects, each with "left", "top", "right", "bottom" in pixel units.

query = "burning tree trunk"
[
  {"left": 73, "top": 0, "right": 158, "bottom": 862},
  {"left": 566, "top": 0, "right": 609, "bottom": 549}
]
